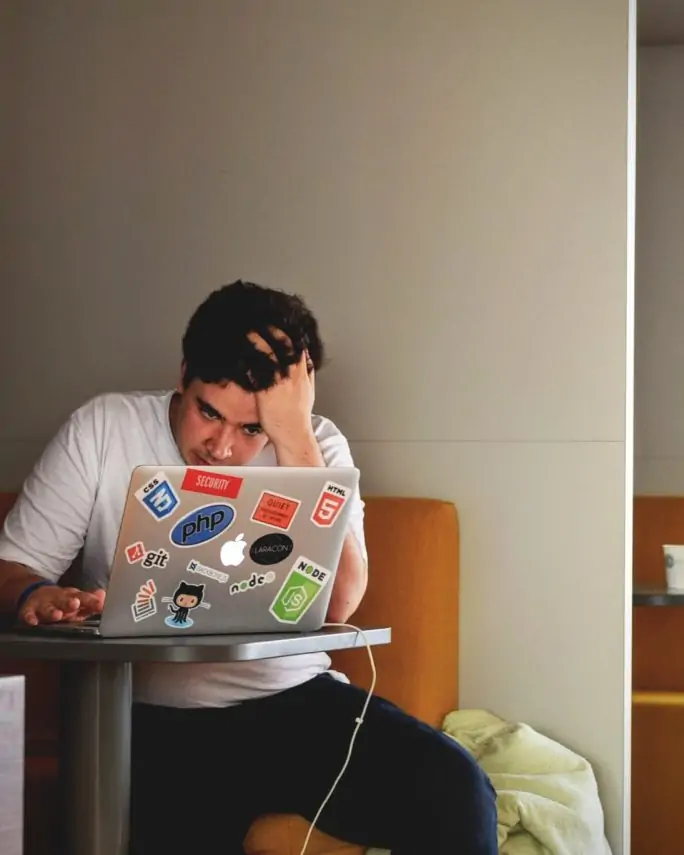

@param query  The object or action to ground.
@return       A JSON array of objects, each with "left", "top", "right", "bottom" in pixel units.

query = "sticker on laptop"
[
  {"left": 268, "top": 556, "right": 332, "bottom": 625},
  {"left": 229, "top": 570, "right": 276, "bottom": 595},
  {"left": 187, "top": 558, "right": 230, "bottom": 584},
  {"left": 169, "top": 503, "right": 235, "bottom": 548},
  {"left": 131, "top": 579, "right": 158, "bottom": 623},
  {"left": 220, "top": 533, "right": 247, "bottom": 567},
  {"left": 162, "top": 581, "right": 211, "bottom": 629},
  {"left": 181, "top": 468, "right": 243, "bottom": 500},
  {"left": 140, "top": 547, "right": 170, "bottom": 570},
  {"left": 249, "top": 533, "right": 293, "bottom": 566},
  {"left": 311, "top": 481, "right": 350, "bottom": 528},
  {"left": 135, "top": 472, "right": 179, "bottom": 521},
  {"left": 125, "top": 541, "right": 146, "bottom": 564},
  {"left": 251, "top": 491, "right": 300, "bottom": 531}
]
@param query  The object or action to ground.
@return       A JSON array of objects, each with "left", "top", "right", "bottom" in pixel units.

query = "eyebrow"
[{"left": 196, "top": 397, "right": 261, "bottom": 430}]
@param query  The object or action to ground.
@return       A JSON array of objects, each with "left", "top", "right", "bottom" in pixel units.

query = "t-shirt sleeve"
[
  {"left": 315, "top": 419, "right": 367, "bottom": 564},
  {"left": 0, "top": 402, "right": 101, "bottom": 581}
]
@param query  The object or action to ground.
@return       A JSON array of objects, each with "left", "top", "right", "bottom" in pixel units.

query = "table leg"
[{"left": 59, "top": 662, "right": 133, "bottom": 855}]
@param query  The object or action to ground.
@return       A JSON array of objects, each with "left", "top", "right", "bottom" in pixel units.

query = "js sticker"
[
  {"left": 311, "top": 481, "right": 349, "bottom": 528},
  {"left": 269, "top": 556, "right": 331, "bottom": 624},
  {"left": 135, "top": 472, "right": 179, "bottom": 521}
]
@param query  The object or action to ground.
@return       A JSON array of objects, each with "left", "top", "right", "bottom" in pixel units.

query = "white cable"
[{"left": 298, "top": 622, "right": 378, "bottom": 855}]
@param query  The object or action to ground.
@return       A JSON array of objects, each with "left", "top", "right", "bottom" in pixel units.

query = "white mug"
[{"left": 663, "top": 545, "right": 684, "bottom": 590}]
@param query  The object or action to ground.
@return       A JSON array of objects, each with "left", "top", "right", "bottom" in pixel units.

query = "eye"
[
  {"left": 198, "top": 401, "right": 220, "bottom": 421},
  {"left": 242, "top": 425, "right": 263, "bottom": 437}
]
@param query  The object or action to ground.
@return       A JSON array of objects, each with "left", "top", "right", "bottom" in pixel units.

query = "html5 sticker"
[
  {"left": 181, "top": 468, "right": 243, "bottom": 500},
  {"left": 251, "top": 491, "right": 301, "bottom": 531},
  {"left": 311, "top": 481, "right": 350, "bottom": 528}
]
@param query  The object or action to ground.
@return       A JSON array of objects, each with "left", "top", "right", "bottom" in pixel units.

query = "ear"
[{"left": 177, "top": 362, "right": 186, "bottom": 393}]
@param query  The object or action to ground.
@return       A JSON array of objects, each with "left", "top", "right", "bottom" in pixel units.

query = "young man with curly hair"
[{"left": 0, "top": 281, "right": 497, "bottom": 855}]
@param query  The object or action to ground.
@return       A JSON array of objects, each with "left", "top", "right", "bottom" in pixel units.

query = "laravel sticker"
[
  {"left": 251, "top": 491, "right": 301, "bottom": 531},
  {"left": 181, "top": 469, "right": 243, "bottom": 500},
  {"left": 311, "top": 481, "right": 350, "bottom": 528}
]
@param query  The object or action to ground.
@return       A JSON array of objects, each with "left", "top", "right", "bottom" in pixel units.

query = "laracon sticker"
[
  {"left": 135, "top": 472, "right": 179, "bottom": 521},
  {"left": 162, "top": 581, "right": 211, "bottom": 629},
  {"left": 140, "top": 548, "right": 170, "bottom": 570},
  {"left": 131, "top": 579, "right": 158, "bottom": 623},
  {"left": 181, "top": 469, "right": 243, "bottom": 500},
  {"left": 187, "top": 558, "right": 230, "bottom": 584},
  {"left": 229, "top": 570, "right": 276, "bottom": 595},
  {"left": 249, "top": 532, "right": 293, "bottom": 566},
  {"left": 268, "top": 556, "right": 332, "bottom": 624},
  {"left": 169, "top": 503, "right": 235, "bottom": 547},
  {"left": 311, "top": 481, "right": 350, "bottom": 528},
  {"left": 125, "top": 541, "right": 146, "bottom": 564},
  {"left": 251, "top": 491, "right": 300, "bottom": 531}
]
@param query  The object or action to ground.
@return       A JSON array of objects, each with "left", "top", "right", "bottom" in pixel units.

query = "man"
[{"left": 0, "top": 281, "right": 497, "bottom": 854}]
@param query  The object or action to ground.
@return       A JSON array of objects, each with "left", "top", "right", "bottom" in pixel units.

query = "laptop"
[{"left": 26, "top": 464, "right": 359, "bottom": 638}]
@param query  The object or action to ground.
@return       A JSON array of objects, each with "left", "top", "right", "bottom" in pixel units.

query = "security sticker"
[
  {"left": 135, "top": 471, "right": 179, "bottom": 521},
  {"left": 187, "top": 558, "right": 230, "bottom": 584},
  {"left": 268, "top": 556, "right": 332, "bottom": 624},
  {"left": 229, "top": 570, "right": 276, "bottom": 595},
  {"left": 162, "top": 581, "right": 211, "bottom": 629},
  {"left": 126, "top": 541, "right": 146, "bottom": 564},
  {"left": 311, "top": 481, "right": 350, "bottom": 528},
  {"left": 251, "top": 491, "right": 301, "bottom": 531},
  {"left": 131, "top": 579, "right": 158, "bottom": 623},
  {"left": 181, "top": 468, "right": 243, "bottom": 499}
]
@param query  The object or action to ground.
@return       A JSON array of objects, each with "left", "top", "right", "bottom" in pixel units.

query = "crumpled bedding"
[{"left": 367, "top": 708, "right": 612, "bottom": 855}]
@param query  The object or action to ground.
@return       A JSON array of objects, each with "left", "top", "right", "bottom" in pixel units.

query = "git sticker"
[
  {"left": 269, "top": 556, "right": 331, "bottom": 624},
  {"left": 125, "top": 541, "right": 146, "bottom": 563},
  {"left": 135, "top": 471, "right": 179, "bottom": 521},
  {"left": 311, "top": 481, "right": 350, "bottom": 528},
  {"left": 251, "top": 491, "right": 301, "bottom": 531},
  {"left": 181, "top": 468, "right": 243, "bottom": 499},
  {"left": 131, "top": 579, "right": 158, "bottom": 623}
]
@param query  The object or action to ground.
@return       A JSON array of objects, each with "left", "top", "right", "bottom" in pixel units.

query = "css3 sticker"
[
  {"left": 169, "top": 503, "right": 235, "bottom": 547},
  {"left": 135, "top": 472, "right": 179, "bottom": 521},
  {"left": 131, "top": 579, "right": 158, "bottom": 623},
  {"left": 311, "top": 481, "right": 350, "bottom": 528},
  {"left": 162, "top": 581, "right": 211, "bottom": 629},
  {"left": 269, "top": 556, "right": 331, "bottom": 624}
]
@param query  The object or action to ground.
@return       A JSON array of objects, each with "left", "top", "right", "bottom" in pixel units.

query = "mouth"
[{"left": 194, "top": 453, "right": 213, "bottom": 466}]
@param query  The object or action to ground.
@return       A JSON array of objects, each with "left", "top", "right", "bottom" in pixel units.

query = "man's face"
[{"left": 171, "top": 377, "right": 269, "bottom": 466}]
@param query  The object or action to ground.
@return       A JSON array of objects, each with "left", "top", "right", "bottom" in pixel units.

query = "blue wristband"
[{"left": 16, "top": 580, "right": 56, "bottom": 614}]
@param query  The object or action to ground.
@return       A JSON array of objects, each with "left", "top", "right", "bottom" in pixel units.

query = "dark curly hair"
[{"left": 181, "top": 280, "right": 325, "bottom": 391}]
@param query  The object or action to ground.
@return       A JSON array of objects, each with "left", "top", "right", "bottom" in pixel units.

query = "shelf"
[{"left": 633, "top": 691, "right": 684, "bottom": 707}]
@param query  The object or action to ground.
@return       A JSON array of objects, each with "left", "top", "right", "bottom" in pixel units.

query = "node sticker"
[
  {"left": 229, "top": 570, "right": 276, "bottom": 595},
  {"left": 268, "top": 556, "right": 332, "bottom": 624},
  {"left": 251, "top": 491, "right": 300, "bottom": 531}
]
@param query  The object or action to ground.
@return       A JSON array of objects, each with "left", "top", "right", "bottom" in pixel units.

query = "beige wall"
[
  {"left": 635, "top": 46, "right": 684, "bottom": 494},
  {"left": 1, "top": 2, "right": 633, "bottom": 850}
]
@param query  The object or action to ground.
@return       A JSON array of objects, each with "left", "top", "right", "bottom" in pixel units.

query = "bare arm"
[{"left": 0, "top": 559, "right": 48, "bottom": 613}]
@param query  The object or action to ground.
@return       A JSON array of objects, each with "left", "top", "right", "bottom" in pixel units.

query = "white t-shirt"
[{"left": 0, "top": 390, "right": 367, "bottom": 708}]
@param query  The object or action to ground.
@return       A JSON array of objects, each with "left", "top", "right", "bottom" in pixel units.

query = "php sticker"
[
  {"left": 249, "top": 532, "right": 293, "bottom": 566},
  {"left": 229, "top": 570, "right": 276, "bottom": 595},
  {"left": 162, "top": 581, "right": 211, "bottom": 629},
  {"left": 181, "top": 468, "right": 243, "bottom": 500},
  {"left": 169, "top": 503, "right": 235, "bottom": 548},
  {"left": 251, "top": 491, "right": 300, "bottom": 531},
  {"left": 125, "top": 541, "right": 146, "bottom": 564},
  {"left": 131, "top": 579, "right": 158, "bottom": 623},
  {"left": 187, "top": 558, "right": 230, "bottom": 584},
  {"left": 268, "top": 556, "right": 331, "bottom": 624},
  {"left": 135, "top": 471, "right": 179, "bottom": 521},
  {"left": 311, "top": 481, "right": 350, "bottom": 528},
  {"left": 141, "top": 548, "right": 170, "bottom": 570}
]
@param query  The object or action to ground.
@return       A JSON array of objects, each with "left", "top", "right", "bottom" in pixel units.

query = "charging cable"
[{"left": 298, "top": 622, "right": 378, "bottom": 855}]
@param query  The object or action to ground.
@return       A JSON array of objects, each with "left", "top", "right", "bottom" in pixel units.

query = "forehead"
[{"left": 191, "top": 380, "right": 259, "bottom": 424}]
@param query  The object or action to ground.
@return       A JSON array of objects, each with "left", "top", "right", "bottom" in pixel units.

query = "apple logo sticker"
[{"left": 220, "top": 533, "right": 247, "bottom": 567}]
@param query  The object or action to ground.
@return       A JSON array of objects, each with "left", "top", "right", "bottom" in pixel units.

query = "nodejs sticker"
[
  {"left": 181, "top": 468, "right": 243, "bottom": 500},
  {"left": 169, "top": 503, "right": 235, "bottom": 547},
  {"left": 131, "top": 579, "right": 158, "bottom": 623},
  {"left": 249, "top": 532, "right": 293, "bottom": 566},
  {"left": 251, "top": 491, "right": 300, "bottom": 531},
  {"left": 162, "top": 581, "right": 211, "bottom": 629},
  {"left": 229, "top": 570, "right": 276, "bottom": 595},
  {"left": 135, "top": 471, "right": 179, "bottom": 521},
  {"left": 268, "top": 556, "right": 332, "bottom": 625},
  {"left": 187, "top": 558, "right": 230, "bottom": 584},
  {"left": 311, "top": 481, "right": 350, "bottom": 528},
  {"left": 125, "top": 541, "right": 146, "bottom": 564}
]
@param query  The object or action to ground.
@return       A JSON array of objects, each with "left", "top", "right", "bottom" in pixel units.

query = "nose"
[{"left": 208, "top": 424, "right": 234, "bottom": 461}]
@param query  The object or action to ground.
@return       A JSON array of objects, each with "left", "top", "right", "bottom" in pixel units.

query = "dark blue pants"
[{"left": 129, "top": 674, "right": 498, "bottom": 854}]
